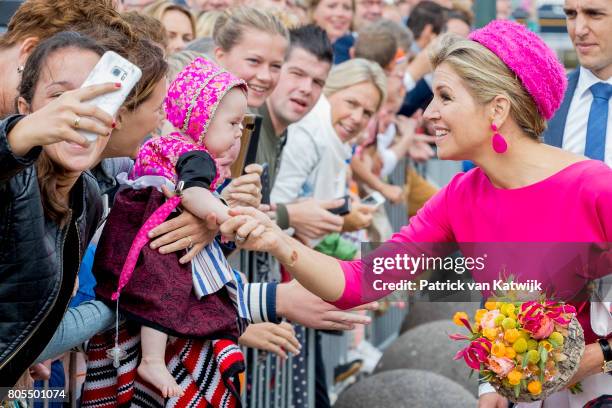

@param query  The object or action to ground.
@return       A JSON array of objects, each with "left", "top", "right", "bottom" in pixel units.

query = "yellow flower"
[
  {"left": 505, "top": 347, "right": 516, "bottom": 359},
  {"left": 527, "top": 339, "right": 539, "bottom": 350},
  {"left": 483, "top": 327, "right": 499, "bottom": 341},
  {"left": 539, "top": 340, "right": 553, "bottom": 352},
  {"left": 500, "top": 303, "right": 516, "bottom": 316},
  {"left": 491, "top": 342, "right": 506, "bottom": 357},
  {"left": 528, "top": 380, "right": 542, "bottom": 395},
  {"left": 549, "top": 331, "right": 564, "bottom": 347},
  {"left": 484, "top": 301, "right": 498, "bottom": 311},
  {"left": 474, "top": 309, "right": 487, "bottom": 323},
  {"left": 453, "top": 311, "right": 469, "bottom": 326},
  {"left": 504, "top": 328, "right": 520, "bottom": 344},
  {"left": 507, "top": 370, "right": 522, "bottom": 385},
  {"left": 513, "top": 338, "right": 528, "bottom": 353}
]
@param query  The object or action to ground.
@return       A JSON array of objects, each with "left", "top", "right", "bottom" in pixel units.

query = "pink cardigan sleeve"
[{"left": 331, "top": 178, "right": 458, "bottom": 309}]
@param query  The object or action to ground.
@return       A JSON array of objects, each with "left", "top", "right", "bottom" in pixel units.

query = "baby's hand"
[{"left": 149, "top": 185, "right": 219, "bottom": 263}]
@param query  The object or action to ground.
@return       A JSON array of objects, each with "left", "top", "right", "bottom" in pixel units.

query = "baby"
[{"left": 95, "top": 58, "right": 252, "bottom": 398}]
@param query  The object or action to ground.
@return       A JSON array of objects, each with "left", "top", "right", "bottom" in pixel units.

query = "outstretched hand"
[
  {"left": 277, "top": 280, "right": 378, "bottom": 331},
  {"left": 220, "top": 206, "right": 282, "bottom": 252}
]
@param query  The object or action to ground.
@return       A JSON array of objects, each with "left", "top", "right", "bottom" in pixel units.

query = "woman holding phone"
[{"left": 0, "top": 32, "right": 120, "bottom": 387}]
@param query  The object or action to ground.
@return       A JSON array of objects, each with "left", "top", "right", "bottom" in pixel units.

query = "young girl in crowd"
[{"left": 94, "top": 57, "right": 253, "bottom": 399}]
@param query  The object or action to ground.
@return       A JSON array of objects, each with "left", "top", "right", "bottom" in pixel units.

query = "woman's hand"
[
  {"left": 478, "top": 393, "right": 507, "bottom": 408},
  {"left": 221, "top": 163, "right": 263, "bottom": 208},
  {"left": 342, "top": 202, "right": 376, "bottom": 232},
  {"left": 567, "top": 341, "right": 608, "bottom": 386},
  {"left": 8, "top": 83, "right": 119, "bottom": 157},
  {"left": 219, "top": 206, "right": 284, "bottom": 253},
  {"left": 147, "top": 185, "right": 219, "bottom": 264},
  {"left": 238, "top": 322, "right": 301, "bottom": 360}
]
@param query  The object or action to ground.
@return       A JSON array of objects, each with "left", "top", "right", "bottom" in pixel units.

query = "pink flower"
[
  {"left": 487, "top": 356, "right": 515, "bottom": 377},
  {"left": 480, "top": 309, "right": 500, "bottom": 329},
  {"left": 454, "top": 338, "right": 491, "bottom": 370},
  {"left": 531, "top": 316, "right": 554, "bottom": 340}
]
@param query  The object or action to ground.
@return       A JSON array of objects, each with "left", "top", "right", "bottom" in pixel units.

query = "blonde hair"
[
  {"left": 324, "top": 58, "right": 387, "bottom": 111},
  {"left": 430, "top": 34, "right": 545, "bottom": 139},
  {"left": 212, "top": 6, "right": 289, "bottom": 52},
  {"left": 143, "top": 0, "right": 196, "bottom": 38},
  {"left": 196, "top": 10, "right": 223, "bottom": 38},
  {"left": 451, "top": 0, "right": 475, "bottom": 25}
]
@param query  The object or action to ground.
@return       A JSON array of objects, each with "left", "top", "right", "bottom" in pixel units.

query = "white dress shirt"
[
  {"left": 271, "top": 95, "right": 351, "bottom": 204},
  {"left": 562, "top": 67, "right": 612, "bottom": 167}
]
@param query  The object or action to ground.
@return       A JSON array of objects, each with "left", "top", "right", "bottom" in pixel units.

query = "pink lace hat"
[
  {"left": 469, "top": 20, "right": 567, "bottom": 120},
  {"left": 165, "top": 57, "right": 247, "bottom": 144},
  {"left": 132, "top": 57, "right": 246, "bottom": 183}
]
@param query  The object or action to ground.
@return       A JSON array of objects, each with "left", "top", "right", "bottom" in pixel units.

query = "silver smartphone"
[
  {"left": 79, "top": 51, "right": 142, "bottom": 142},
  {"left": 362, "top": 191, "right": 386, "bottom": 209}
]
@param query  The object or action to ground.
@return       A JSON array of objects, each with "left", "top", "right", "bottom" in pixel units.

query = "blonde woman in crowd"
[
  {"left": 309, "top": 0, "right": 354, "bottom": 45},
  {"left": 272, "top": 58, "right": 387, "bottom": 242},
  {"left": 212, "top": 7, "right": 289, "bottom": 108},
  {"left": 143, "top": 0, "right": 196, "bottom": 53}
]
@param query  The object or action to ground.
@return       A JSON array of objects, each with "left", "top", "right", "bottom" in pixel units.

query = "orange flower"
[
  {"left": 505, "top": 347, "right": 516, "bottom": 359},
  {"left": 507, "top": 370, "right": 522, "bottom": 385},
  {"left": 487, "top": 356, "right": 514, "bottom": 377},
  {"left": 453, "top": 312, "right": 469, "bottom": 326},
  {"left": 491, "top": 342, "right": 506, "bottom": 357},
  {"left": 474, "top": 309, "right": 487, "bottom": 323},
  {"left": 528, "top": 380, "right": 542, "bottom": 395},
  {"left": 539, "top": 340, "right": 554, "bottom": 352}
]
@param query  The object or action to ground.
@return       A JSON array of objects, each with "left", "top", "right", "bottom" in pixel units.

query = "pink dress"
[{"left": 333, "top": 160, "right": 612, "bottom": 344}]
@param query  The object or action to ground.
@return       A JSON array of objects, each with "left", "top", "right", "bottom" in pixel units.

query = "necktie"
[{"left": 584, "top": 82, "right": 612, "bottom": 161}]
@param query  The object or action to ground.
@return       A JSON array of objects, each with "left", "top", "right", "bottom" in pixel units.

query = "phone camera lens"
[{"left": 112, "top": 68, "right": 121, "bottom": 77}]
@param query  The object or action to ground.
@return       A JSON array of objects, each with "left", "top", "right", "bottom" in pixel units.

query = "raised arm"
[{"left": 220, "top": 179, "right": 457, "bottom": 309}]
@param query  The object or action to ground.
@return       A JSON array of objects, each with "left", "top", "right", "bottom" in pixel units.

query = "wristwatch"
[{"left": 598, "top": 338, "right": 612, "bottom": 375}]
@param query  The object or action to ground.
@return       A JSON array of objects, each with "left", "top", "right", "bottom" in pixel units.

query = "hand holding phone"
[
  {"left": 328, "top": 195, "right": 351, "bottom": 216},
  {"left": 78, "top": 51, "right": 142, "bottom": 142}
]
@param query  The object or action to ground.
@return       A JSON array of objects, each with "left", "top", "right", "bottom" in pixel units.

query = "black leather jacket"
[{"left": 0, "top": 115, "right": 102, "bottom": 386}]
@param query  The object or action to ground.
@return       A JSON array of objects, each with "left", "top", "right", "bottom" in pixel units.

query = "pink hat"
[
  {"left": 165, "top": 57, "right": 247, "bottom": 145},
  {"left": 469, "top": 20, "right": 567, "bottom": 120},
  {"left": 132, "top": 57, "right": 246, "bottom": 185}
]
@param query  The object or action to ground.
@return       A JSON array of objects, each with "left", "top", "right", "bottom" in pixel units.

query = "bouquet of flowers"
[{"left": 450, "top": 299, "right": 584, "bottom": 402}]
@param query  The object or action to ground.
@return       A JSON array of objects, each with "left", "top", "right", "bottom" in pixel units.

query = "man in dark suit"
[{"left": 542, "top": 0, "right": 611, "bottom": 167}]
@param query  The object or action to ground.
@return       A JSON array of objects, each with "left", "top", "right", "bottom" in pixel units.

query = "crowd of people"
[{"left": 0, "top": 0, "right": 610, "bottom": 407}]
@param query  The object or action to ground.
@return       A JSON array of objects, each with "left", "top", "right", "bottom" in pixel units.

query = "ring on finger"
[
  {"left": 187, "top": 235, "right": 194, "bottom": 249},
  {"left": 235, "top": 233, "right": 247, "bottom": 244},
  {"left": 73, "top": 116, "right": 81, "bottom": 129}
]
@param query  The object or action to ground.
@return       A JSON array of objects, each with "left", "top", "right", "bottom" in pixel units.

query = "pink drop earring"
[{"left": 491, "top": 124, "right": 507, "bottom": 153}]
